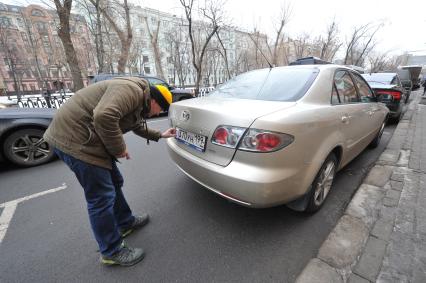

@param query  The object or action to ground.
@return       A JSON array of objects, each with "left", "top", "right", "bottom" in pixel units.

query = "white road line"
[{"left": 0, "top": 184, "right": 67, "bottom": 244}]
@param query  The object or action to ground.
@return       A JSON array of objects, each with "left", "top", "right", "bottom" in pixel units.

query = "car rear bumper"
[{"left": 167, "top": 138, "right": 310, "bottom": 208}]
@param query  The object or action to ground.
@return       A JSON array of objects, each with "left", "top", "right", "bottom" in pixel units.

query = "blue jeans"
[{"left": 54, "top": 149, "right": 134, "bottom": 256}]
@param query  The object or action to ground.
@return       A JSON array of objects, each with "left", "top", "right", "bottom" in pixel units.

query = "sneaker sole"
[{"left": 101, "top": 253, "right": 145, "bottom": 267}]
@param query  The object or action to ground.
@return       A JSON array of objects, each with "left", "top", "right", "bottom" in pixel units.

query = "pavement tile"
[
  {"left": 379, "top": 206, "right": 397, "bottom": 223},
  {"left": 390, "top": 173, "right": 404, "bottom": 182},
  {"left": 348, "top": 273, "right": 370, "bottom": 283},
  {"left": 385, "top": 189, "right": 401, "bottom": 200},
  {"left": 318, "top": 215, "right": 369, "bottom": 269},
  {"left": 354, "top": 236, "right": 387, "bottom": 281},
  {"left": 383, "top": 197, "right": 398, "bottom": 207},
  {"left": 389, "top": 180, "right": 403, "bottom": 191},
  {"left": 345, "top": 184, "right": 384, "bottom": 229},
  {"left": 295, "top": 258, "right": 343, "bottom": 283},
  {"left": 377, "top": 149, "right": 400, "bottom": 165},
  {"left": 364, "top": 166, "right": 394, "bottom": 187},
  {"left": 371, "top": 218, "right": 394, "bottom": 241}
]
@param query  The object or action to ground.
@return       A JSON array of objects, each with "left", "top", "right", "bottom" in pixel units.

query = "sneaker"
[
  {"left": 100, "top": 242, "right": 145, "bottom": 266},
  {"left": 120, "top": 213, "right": 150, "bottom": 238}
]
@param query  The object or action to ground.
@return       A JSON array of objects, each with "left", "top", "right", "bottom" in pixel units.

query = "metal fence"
[
  {"left": 1, "top": 93, "right": 74, "bottom": 109},
  {"left": 1, "top": 86, "right": 215, "bottom": 109}
]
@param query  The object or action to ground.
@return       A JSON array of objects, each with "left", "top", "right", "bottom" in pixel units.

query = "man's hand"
[
  {"left": 161, "top": 128, "right": 176, "bottom": 138},
  {"left": 118, "top": 149, "right": 131, "bottom": 160}
]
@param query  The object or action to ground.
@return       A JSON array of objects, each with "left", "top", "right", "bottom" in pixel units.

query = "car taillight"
[
  {"left": 211, "top": 126, "right": 246, "bottom": 148},
  {"left": 239, "top": 129, "right": 294, "bottom": 152},
  {"left": 376, "top": 90, "right": 401, "bottom": 100}
]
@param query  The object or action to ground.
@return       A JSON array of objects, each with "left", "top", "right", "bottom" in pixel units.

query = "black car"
[
  {"left": 0, "top": 108, "right": 55, "bottom": 167},
  {"left": 362, "top": 72, "right": 406, "bottom": 122},
  {"left": 396, "top": 68, "right": 412, "bottom": 101},
  {"left": 88, "top": 74, "right": 194, "bottom": 102}
]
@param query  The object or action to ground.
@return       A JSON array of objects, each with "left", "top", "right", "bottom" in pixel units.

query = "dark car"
[
  {"left": 396, "top": 69, "right": 412, "bottom": 101},
  {"left": 362, "top": 72, "right": 406, "bottom": 122},
  {"left": 88, "top": 74, "right": 194, "bottom": 103},
  {"left": 0, "top": 108, "right": 55, "bottom": 167}
]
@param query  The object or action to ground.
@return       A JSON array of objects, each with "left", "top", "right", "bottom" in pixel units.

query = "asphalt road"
[{"left": 0, "top": 117, "right": 396, "bottom": 283}]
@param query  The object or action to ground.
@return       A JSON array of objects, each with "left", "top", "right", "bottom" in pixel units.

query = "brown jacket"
[{"left": 44, "top": 77, "right": 162, "bottom": 169}]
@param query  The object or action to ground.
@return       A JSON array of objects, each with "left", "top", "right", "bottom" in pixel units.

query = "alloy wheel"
[
  {"left": 8, "top": 132, "right": 52, "bottom": 164},
  {"left": 313, "top": 160, "right": 336, "bottom": 206}
]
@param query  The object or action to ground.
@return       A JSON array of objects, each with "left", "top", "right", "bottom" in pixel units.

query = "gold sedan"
[{"left": 167, "top": 65, "right": 388, "bottom": 212}]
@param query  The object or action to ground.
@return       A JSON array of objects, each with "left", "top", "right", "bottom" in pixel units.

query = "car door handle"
[{"left": 341, "top": 115, "right": 350, "bottom": 123}]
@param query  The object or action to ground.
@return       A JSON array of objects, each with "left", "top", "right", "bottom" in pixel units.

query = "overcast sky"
[{"left": 4, "top": 0, "right": 426, "bottom": 55}]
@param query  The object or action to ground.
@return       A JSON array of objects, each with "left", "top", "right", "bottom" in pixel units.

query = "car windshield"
[{"left": 208, "top": 67, "right": 318, "bottom": 101}]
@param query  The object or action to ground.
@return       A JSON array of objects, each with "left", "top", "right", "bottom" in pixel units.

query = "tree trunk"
[
  {"left": 145, "top": 18, "right": 165, "bottom": 79},
  {"left": 53, "top": 0, "right": 84, "bottom": 91}
]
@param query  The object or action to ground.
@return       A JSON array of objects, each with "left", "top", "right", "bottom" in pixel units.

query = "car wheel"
[
  {"left": 3, "top": 128, "right": 55, "bottom": 167},
  {"left": 305, "top": 153, "right": 337, "bottom": 212},
  {"left": 369, "top": 120, "right": 386, "bottom": 148}
]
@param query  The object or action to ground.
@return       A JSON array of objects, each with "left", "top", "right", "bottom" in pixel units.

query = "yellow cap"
[{"left": 156, "top": 85, "right": 173, "bottom": 105}]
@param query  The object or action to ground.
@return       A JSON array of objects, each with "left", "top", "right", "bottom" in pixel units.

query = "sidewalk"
[{"left": 296, "top": 89, "right": 426, "bottom": 283}]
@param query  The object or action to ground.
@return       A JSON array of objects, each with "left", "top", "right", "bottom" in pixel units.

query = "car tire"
[
  {"left": 305, "top": 153, "right": 337, "bottom": 213},
  {"left": 3, "top": 128, "right": 55, "bottom": 167},
  {"left": 369, "top": 120, "right": 386, "bottom": 148}
]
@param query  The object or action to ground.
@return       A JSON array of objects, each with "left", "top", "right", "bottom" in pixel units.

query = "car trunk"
[{"left": 168, "top": 97, "right": 296, "bottom": 166}]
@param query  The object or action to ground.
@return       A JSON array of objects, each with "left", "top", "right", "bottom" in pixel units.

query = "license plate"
[{"left": 175, "top": 128, "right": 207, "bottom": 152}]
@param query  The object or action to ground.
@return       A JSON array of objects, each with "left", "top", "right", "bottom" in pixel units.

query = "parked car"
[
  {"left": 88, "top": 74, "right": 194, "bottom": 103},
  {"left": 400, "top": 66, "right": 423, "bottom": 90},
  {"left": 396, "top": 68, "right": 412, "bottom": 100},
  {"left": 0, "top": 108, "right": 55, "bottom": 167},
  {"left": 167, "top": 65, "right": 389, "bottom": 212},
  {"left": 362, "top": 72, "right": 406, "bottom": 121}
]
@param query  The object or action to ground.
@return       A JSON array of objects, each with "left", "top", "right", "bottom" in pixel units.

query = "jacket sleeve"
[
  {"left": 132, "top": 124, "right": 162, "bottom": 142},
  {"left": 93, "top": 84, "right": 141, "bottom": 157}
]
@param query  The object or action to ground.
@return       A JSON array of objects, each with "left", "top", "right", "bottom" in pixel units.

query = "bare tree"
[
  {"left": 164, "top": 22, "right": 191, "bottom": 87},
  {"left": 179, "top": 0, "right": 222, "bottom": 95},
  {"left": 319, "top": 18, "right": 342, "bottom": 61},
  {"left": 247, "top": 28, "right": 271, "bottom": 69},
  {"left": 144, "top": 16, "right": 165, "bottom": 79},
  {"left": 93, "top": 0, "right": 132, "bottom": 73},
  {"left": 52, "top": 0, "right": 85, "bottom": 91},
  {"left": 214, "top": 30, "right": 231, "bottom": 80},
  {"left": 368, "top": 52, "right": 404, "bottom": 72},
  {"left": 77, "top": 0, "right": 105, "bottom": 73},
  {"left": 343, "top": 22, "right": 383, "bottom": 67},
  {"left": 292, "top": 33, "right": 312, "bottom": 59},
  {"left": 271, "top": 3, "right": 291, "bottom": 66},
  {"left": 0, "top": 24, "right": 25, "bottom": 95}
]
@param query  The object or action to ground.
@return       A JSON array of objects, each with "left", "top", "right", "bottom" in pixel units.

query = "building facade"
[{"left": 0, "top": 3, "right": 95, "bottom": 95}]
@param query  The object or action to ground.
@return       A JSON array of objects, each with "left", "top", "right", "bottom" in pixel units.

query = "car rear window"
[
  {"left": 208, "top": 67, "right": 318, "bottom": 101},
  {"left": 361, "top": 73, "right": 395, "bottom": 84}
]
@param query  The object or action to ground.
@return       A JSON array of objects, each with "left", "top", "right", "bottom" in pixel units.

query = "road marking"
[{"left": 0, "top": 184, "right": 67, "bottom": 244}]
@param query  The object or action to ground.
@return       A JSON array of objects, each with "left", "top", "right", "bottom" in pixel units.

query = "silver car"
[{"left": 167, "top": 65, "right": 388, "bottom": 212}]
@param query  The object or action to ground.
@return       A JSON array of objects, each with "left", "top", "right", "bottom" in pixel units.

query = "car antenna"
[{"left": 248, "top": 33, "right": 274, "bottom": 69}]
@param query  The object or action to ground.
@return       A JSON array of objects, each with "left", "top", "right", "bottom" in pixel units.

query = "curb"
[{"left": 295, "top": 90, "right": 423, "bottom": 283}]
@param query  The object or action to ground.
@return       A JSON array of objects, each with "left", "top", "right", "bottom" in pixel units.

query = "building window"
[
  {"left": 35, "top": 21, "right": 48, "bottom": 33},
  {"left": 30, "top": 84, "right": 36, "bottom": 91},
  {"left": 144, "top": 66, "right": 150, "bottom": 74},
  {"left": 143, "top": 55, "right": 149, "bottom": 63},
  {"left": 0, "top": 16, "right": 12, "bottom": 28},
  {"left": 31, "top": 9, "right": 44, "bottom": 17},
  {"left": 16, "top": 18, "right": 24, "bottom": 28},
  {"left": 42, "top": 35, "right": 50, "bottom": 47},
  {"left": 21, "top": 32, "right": 29, "bottom": 47}
]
